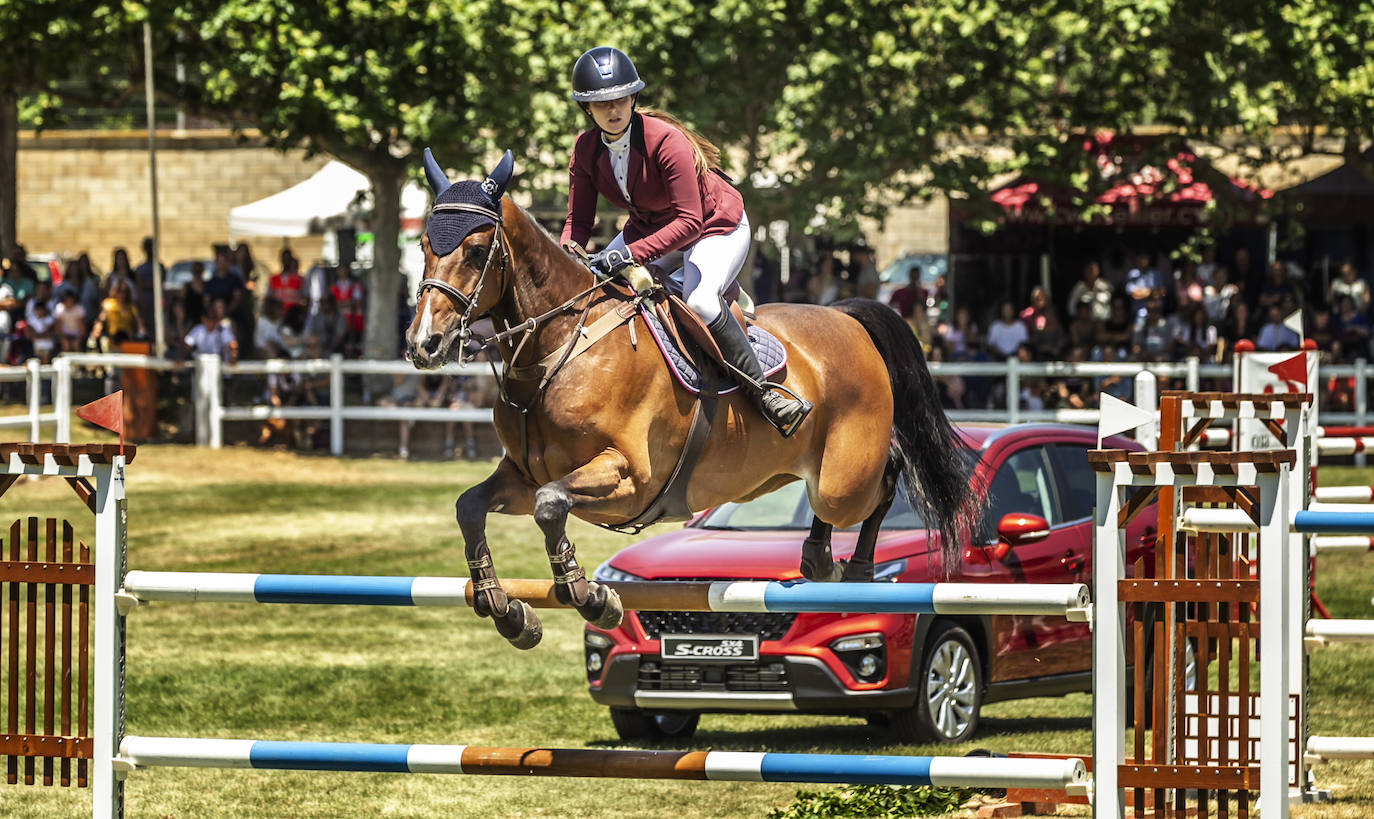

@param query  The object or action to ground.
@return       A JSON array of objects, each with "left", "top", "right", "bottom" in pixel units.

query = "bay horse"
[{"left": 406, "top": 151, "right": 982, "bottom": 649}]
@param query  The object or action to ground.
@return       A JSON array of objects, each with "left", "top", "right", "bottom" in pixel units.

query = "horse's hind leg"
[
  {"left": 799, "top": 516, "right": 840, "bottom": 582},
  {"left": 533, "top": 452, "right": 632, "bottom": 630},
  {"left": 456, "top": 457, "right": 542, "bottom": 649},
  {"left": 842, "top": 458, "right": 901, "bottom": 583}
]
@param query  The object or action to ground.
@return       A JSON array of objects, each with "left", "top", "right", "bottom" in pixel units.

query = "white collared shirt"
[{"left": 602, "top": 128, "right": 632, "bottom": 202}]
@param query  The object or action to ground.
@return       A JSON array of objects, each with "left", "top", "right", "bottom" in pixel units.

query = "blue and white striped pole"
[
  {"left": 120, "top": 572, "right": 1092, "bottom": 621},
  {"left": 116, "top": 736, "right": 1090, "bottom": 792}
]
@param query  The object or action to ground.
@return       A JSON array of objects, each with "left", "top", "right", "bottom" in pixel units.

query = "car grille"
[
  {"left": 635, "top": 611, "right": 797, "bottom": 641},
  {"left": 638, "top": 660, "right": 790, "bottom": 692}
]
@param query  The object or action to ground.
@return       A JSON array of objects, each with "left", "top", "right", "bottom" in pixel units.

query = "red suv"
[{"left": 584, "top": 424, "right": 1155, "bottom": 743}]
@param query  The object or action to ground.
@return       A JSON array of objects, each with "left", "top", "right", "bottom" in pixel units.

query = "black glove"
[{"left": 588, "top": 247, "right": 634, "bottom": 277}]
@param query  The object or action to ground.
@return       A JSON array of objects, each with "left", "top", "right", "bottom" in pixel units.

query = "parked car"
[
  {"left": 875, "top": 252, "right": 946, "bottom": 306},
  {"left": 165, "top": 259, "right": 215, "bottom": 293},
  {"left": 584, "top": 423, "right": 1157, "bottom": 743}
]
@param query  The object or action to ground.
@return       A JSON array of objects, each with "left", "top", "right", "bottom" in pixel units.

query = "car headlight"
[
  {"left": 872, "top": 558, "right": 907, "bottom": 582},
  {"left": 593, "top": 560, "right": 644, "bottom": 583}
]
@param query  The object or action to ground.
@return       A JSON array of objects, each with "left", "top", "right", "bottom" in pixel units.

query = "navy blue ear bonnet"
[{"left": 423, "top": 149, "right": 514, "bottom": 258}]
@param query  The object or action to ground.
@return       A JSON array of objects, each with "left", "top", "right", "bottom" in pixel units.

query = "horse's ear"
[
  {"left": 481, "top": 150, "right": 514, "bottom": 204},
  {"left": 423, "top": 148, "right": 452, "bottom": 197}
]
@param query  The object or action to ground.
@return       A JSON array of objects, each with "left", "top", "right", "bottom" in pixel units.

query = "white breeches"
[{"left": 606, "top": 213, "right": 751, "bottom": 324}]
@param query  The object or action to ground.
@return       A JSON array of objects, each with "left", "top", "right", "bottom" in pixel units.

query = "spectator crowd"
[
  {"left": 1, "top": 237, "right": 493, "bottom": 457},
  {"left": 874, "top": 245, "right": 1370, "bottom": 413},
  {"left": 5, "top": 234, "right": 1369, "bottom": 448}
]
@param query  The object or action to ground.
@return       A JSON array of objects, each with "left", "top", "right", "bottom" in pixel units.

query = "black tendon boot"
[{"left": 707, "top": 310, "right": 812, "bottom": 437}]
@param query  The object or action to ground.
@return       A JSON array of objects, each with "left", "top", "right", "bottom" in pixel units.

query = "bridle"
[
  {"left": 416, "top": 195, "right": 640, "bottom": 414},
  {"left": 416, "top": 200, "right": 509, "bottom": 364}
]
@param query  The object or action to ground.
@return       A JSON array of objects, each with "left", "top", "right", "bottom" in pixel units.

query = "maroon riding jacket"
[{"left": 561, "top": 112, "right": 745, "bottom": 265}]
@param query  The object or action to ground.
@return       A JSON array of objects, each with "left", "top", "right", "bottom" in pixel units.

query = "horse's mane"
[{"left": 506, "top": 201, "right": 587, "bottom": 288}]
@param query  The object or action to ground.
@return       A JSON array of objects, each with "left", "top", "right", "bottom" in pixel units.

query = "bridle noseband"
[{"left": 416, "top": 200, "right": 508, "bottom": 361}]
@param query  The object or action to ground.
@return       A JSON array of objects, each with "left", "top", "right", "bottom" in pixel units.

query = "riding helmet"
[{"left": 570, "top": 46, "right": 644, "bottom": 103}]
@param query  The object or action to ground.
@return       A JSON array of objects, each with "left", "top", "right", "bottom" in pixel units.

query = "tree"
[
  {"left": 609, "top": 1, "right": 1374, "bottom": 236},
  {"left": 0, "top": 1, "right": 135, "bottom": 257},
  {"left": 164, "top": 0, "right": 569, "bottom": 361}
]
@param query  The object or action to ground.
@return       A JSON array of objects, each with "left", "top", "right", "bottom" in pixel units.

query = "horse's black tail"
[{"left": 832, "top": 298, "right": 986, "bottom": 574}]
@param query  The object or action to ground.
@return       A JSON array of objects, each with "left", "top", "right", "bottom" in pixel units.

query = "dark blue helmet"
[{"left": 570, "top": 46, "right": 644, "bottom": 103}]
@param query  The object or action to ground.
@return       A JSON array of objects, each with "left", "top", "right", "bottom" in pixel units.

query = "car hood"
[{"left": 605, "top": 526, "right": 932, "bottom": 581}]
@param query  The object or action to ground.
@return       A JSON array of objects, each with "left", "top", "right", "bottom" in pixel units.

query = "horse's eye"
[{"left": 466, "top": 247, "right": 489, "bottom": 266}]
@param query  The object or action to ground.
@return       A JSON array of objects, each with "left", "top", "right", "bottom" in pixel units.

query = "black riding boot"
[{"left": 707, "top": 311, "right": 813, "bottom": 437}]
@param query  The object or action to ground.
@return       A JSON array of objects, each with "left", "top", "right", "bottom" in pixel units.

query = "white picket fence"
[{"left": 4, "top": 353, "right": 1373, "bottom": 456}]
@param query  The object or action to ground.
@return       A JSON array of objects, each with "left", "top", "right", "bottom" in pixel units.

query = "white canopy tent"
[{"left": 227, "top": 160, "right": 429, "bottom": 275}]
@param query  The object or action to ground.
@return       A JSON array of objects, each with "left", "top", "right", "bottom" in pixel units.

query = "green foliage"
[
  {"left": 766, "top": 784, "right": 972, "bottom": 818},
  {"left": 10, "top": 2, "right": 1374, "bottom": 263},
  {"left": 161, "top": 0, "right": 574, "bottom": 359}
]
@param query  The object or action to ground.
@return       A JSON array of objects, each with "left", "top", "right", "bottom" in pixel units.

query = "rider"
[{"left": 559, "top": 46, "right": 812, "bottom": 437}]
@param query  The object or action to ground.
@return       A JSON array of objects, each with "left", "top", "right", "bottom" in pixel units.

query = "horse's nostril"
[{"left": 422, "top": 334, "right": 443, "bottom": 356}]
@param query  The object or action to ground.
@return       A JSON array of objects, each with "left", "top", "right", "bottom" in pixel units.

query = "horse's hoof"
[
  {"left": 841, "top": 561, "right": 874, "bottom": 583},
  {"left": 579, "top": 582, "right": 623, "bottom": 630},
  {"left": 802, "top": 560, "right": 845, "bottom": 582},
  {"left": 494, "top": 599, "right": 543, "bottom": 650}
]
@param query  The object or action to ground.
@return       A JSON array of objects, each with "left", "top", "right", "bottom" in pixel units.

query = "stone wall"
[
  {"left": 17, "top": 129, "right": 327, "bottom": 271},
  {"left": 860, "top": 197, "right": 950, "bottom": 268}
]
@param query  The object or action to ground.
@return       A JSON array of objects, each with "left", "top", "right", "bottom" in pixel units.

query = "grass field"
[{"left": 5, "top": 444, "right": 1374, "bottom": 817}]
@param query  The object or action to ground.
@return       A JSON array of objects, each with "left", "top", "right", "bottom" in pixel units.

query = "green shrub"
[{"left": 766, "top": 784, "right": 971, "bottom": 818}]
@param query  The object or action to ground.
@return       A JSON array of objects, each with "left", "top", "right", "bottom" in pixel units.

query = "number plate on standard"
[{"left": 660, "top": 634, "right": 759, "bottom": 663}]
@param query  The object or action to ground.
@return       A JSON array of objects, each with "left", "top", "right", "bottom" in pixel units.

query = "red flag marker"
[
  {"left": 76, "top": 391, "right": 124, "bottom": 454},
  {"left": 1267, "top": 352, "right": 1308, "bottom": 391}
]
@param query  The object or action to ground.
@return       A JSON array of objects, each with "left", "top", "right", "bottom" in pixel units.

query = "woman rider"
[{"left": 559, "top": 46, "right": 811, "bottom": 437}]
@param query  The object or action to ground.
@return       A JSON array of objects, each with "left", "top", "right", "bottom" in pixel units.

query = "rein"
[{"left": 416, "top": 200, "right": 631, "bottom": 407}]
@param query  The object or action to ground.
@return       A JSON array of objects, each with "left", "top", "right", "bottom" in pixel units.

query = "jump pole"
[
  {"left": 118, "top": 572, "right": 1092, "bottom": 620},
  {"left": 114, "top": 737, "right": 1091, "bottom": 792}
]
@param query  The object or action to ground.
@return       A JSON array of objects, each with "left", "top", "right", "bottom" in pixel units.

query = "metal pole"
[
  {"left": 1357, "top": 358, "right": 1367, "bottom": 467},
  {"left": 143, "top": 20, "right": 166, "bottom": 357},
  {"left": 26, "top": 357, "right": 40, "bottom": 442},
  {"left": 330, "top": 354, "right": 344, "bottom": 456},
  {"left": 1007, "top": 357, "right": 1020, "bottom": 424},
  {"left": 54, "top": 357, "right": 71, "bottom": 443}
]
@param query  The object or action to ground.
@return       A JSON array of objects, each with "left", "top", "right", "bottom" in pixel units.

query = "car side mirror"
[{"left": 997, "top": 513, "right": 1050, "bottom": 549}]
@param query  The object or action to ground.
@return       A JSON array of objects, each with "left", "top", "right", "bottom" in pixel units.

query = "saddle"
[
  {"left": 534, "top": 250, "right": 779, "bottom": 533},
  {"left": 609, "top": 270, "right": 791, "bottom": 532}
]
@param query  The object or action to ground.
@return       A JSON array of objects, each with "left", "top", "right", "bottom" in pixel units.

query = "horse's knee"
[
  {"left": 533, "top": 484, "right": 572, "bottom": 530},
  {"left": 455, "top": 486, "right": 487, "bottom": 527}
]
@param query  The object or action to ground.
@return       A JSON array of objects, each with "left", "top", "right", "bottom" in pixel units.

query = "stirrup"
[{"left": 760, "top": 383, "right": 813, "bottom": 439}]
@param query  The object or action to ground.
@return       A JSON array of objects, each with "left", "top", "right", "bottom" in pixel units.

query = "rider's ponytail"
[{"left": 639, "top": 108, "right": 723, "bottom": 179}]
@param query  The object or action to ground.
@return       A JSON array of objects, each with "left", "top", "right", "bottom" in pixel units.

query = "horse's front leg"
[
  {"left": 456, "top": 456, "right": 540, "bottom": 649},
  {"left": 533, "top": 450, "right": 635, "bottom": 630}
]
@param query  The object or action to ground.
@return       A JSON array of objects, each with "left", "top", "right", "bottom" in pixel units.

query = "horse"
[{"left": 405, "top": 150, "right": 983, "bottom": 649}]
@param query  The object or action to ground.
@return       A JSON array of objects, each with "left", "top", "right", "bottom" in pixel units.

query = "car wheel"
[
  {"left": 608, "top": 708, "right": 700, "bottom": 741},
  {"left": 893, "top": 622, "right": 983, "bottom": 744}
]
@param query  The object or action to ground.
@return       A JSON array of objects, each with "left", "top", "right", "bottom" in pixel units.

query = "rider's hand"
[
  {"left": 624, "top": 264, "right": 656, "bottom": 295},
  {"left": 588, "top": 247, "right": 634, "bottom": 277}
]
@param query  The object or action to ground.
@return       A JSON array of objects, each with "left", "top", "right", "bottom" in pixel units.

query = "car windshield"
[{"left": 699, "top": 480, "right": 926, "bottom": 531}]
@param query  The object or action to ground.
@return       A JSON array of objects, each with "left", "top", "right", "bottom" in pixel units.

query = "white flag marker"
[
  {"left": 1097, "top": 392, "right": 1156, "bottom": 447},
  {"left": 1284, "top": 309, "right": 1304, "bottom": 342}
]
